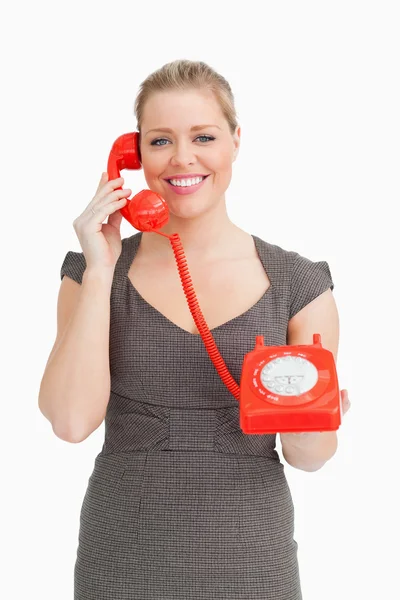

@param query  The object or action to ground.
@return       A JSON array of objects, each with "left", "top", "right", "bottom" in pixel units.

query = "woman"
[{"left": 39, "top": 59, "right": 350, "bottom": 599}]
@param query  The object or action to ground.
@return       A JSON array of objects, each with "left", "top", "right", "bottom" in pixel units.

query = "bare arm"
[
  {"left": 38, "top": 268, "right": 114, "bottom": 443},
  {"left": 281, "top": 289, "right": 340, "bottom": 471}
]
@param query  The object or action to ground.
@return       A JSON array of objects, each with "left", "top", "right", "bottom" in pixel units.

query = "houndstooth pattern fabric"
[{"left": 60, "top": 232, "right": 334, "bottom": 599}]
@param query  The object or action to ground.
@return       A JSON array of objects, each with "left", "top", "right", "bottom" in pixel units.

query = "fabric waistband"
[{"left": 102, "top": 395, "right": 279, "bottom": 460}]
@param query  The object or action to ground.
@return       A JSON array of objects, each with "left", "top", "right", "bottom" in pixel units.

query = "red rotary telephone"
[{"left": 107, "top": 132, "right": 341, "bottom": 434}]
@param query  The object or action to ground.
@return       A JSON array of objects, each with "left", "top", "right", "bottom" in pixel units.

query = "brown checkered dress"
[{"left": 60, "top": 231, "right": 334, "bottom": 599}]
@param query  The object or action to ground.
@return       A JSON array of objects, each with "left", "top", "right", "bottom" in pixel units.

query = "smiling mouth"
[{"left": 166, "top": 174, "right": 210, "bottom": 187}]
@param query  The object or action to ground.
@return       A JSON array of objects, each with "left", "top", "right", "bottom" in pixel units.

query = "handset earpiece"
[{"left": 107, "top": 132, "right": 169, "bottom": 231}]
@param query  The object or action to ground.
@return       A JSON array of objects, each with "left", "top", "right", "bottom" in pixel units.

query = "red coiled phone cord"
[{"left": 155, "top": 230, "right": 241, "bottom": 401}]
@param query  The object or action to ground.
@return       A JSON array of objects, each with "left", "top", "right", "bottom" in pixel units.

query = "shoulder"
[
  {"left": 252, "top": 234, "right": 294, "bottom": 274},
  {"left": 253, "top": 235, "right": 335, "bottom": 318},
  {"left": 120, "top": 231, "right": 142, "bottom": 255},
  {"left": 254, "top": 234, "right": 330, "bottom": 267},
  {"left": 60, "top": 249, "right": 87, "bottom": 284}
]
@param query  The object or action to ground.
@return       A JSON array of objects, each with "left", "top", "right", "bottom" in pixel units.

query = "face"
[{"left": 139, "top": 88, "right": 240, "bottom": 222}]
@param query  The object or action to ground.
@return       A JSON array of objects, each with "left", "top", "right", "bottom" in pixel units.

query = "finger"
[
  {"left": 107, "top": 208, "right": 123, "bottom": 229},
  {"left": 106, "top": 176, "right": 124, "bottom": 192},
  {"left": 95, "top": 172, "right": 109, "bottom": 194},
  {"left": 91, "top": 193, "right": 129, "bottom": 220},
  {"left": 95, "top": 176, "right": 125, "bottom": 203},
  {"left": 341, "top": 390, "right": 351, "bottom": 414},
  {"left": 90, "top": 188, "right": 130, "bottom": 214}
]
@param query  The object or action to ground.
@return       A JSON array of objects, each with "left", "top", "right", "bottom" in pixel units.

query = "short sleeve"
[
  {"left": 60, "top": 250, "right": 87, "bottom": 285},
  {"left": 289, "top": 252, "right": 334, "bottom": 320}
]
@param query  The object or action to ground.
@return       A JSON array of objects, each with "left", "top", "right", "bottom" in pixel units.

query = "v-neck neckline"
[{"left": 124, "top": 232, "right": 274, "bottom": 337}]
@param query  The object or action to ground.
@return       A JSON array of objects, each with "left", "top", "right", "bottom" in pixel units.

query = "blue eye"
[
  {"left": 151, "top": 135, "right": 215, "bottom": 146},
  {"left": 196, "top": 135, "right": 215, "bottom": 143},
  {"left": 151, "top": 138, "right": 169, "bottom": 146}
]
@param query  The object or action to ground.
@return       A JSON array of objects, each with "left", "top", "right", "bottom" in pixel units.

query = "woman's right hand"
[{"left": 73, "top": 173, "right": 132, "bottom": 271}]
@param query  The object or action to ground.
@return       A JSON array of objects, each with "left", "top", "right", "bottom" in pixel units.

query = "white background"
[{"left": 1, "top": 0, "right": 399, "bottom": 598}]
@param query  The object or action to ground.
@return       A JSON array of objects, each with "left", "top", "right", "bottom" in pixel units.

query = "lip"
[{"left": 165, "top": 174, "right": 210, "bottom": 195}]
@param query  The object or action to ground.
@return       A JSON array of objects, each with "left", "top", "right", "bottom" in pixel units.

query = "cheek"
[
  {"left": 140, "top": 146, "right": 163, "bottom": 170},
  {"left": 142, "top": 161, "right": 166, "bottom": 183},
  {"left": 212, "top": 149, "right": 233, "bottom": 172},
  {"left": 214, "top": 157, "right": 233, "bottom": 181}
]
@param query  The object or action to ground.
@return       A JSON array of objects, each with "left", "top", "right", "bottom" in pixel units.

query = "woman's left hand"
[{"left": 282, "top": 389, "right": 351, "bottom": 442}]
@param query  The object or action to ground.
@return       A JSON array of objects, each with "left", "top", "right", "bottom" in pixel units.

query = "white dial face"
[{"left": 260, "top": 356, "right": 318, "bottom": 396}]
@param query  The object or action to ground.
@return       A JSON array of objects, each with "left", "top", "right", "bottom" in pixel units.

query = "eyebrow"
[{"left": 144, "top": 124, "right": 221, "bottom": 137}]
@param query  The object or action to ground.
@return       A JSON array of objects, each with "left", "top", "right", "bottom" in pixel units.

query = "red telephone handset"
[{"left": 107, "top": 133, "right": 341, "bottom": 434}]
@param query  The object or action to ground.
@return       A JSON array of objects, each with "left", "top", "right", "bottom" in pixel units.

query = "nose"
[{"left": 170, "top": 140, "right": 196, "bottom": 167}]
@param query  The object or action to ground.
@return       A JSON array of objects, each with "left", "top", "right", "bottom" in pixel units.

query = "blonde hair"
[{"left": 134, "top": 59, "right": 239, "bottom": 135}]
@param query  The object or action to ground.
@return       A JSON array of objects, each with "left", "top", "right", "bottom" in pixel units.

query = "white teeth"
[{"left": 169, "top": 176, "right": 205, "bottom": 187}]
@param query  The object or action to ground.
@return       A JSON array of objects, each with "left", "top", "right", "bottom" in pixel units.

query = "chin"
[
  {"left": 169, "top": 210, "right": 208, "bottom": 223},
  {"left": 170, "top": 208, "right": 206, "bottom": 221}
]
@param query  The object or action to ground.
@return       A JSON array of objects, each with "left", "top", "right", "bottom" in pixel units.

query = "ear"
[{"left": 233, "top": 125, "right": 241, "bottom": 162}]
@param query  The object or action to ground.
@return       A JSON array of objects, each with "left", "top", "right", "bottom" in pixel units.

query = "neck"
[{"left": 140, "top": 199, "right": 248, "bottom": 261}]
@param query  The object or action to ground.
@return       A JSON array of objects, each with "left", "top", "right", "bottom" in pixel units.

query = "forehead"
[{"left": 141, "top": 89, "right": 225, "bottom": 129}]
